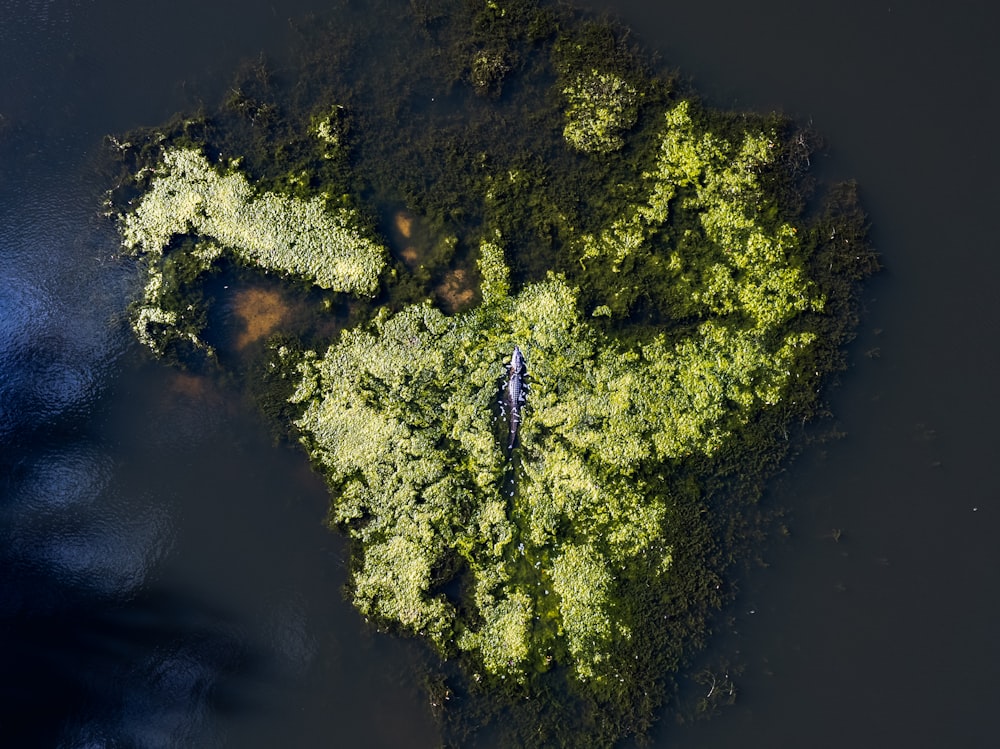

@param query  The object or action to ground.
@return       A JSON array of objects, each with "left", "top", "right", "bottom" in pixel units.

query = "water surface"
[{"left": 2, "top": 1, "right": 998, "bottom": 747}]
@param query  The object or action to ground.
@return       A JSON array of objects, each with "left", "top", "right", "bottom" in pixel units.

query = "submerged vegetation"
[
  {"left": 107, "top": 0, "right": 876, "bottom": 745},
  {"left": 292, "top": 237, "right": 812, "bottom": 689},
  {"left": 560, "top": 68, "right": 642, "bottom": 154},
  {"left": 120, "top": 147, "right": 385, "bottom": 353}
]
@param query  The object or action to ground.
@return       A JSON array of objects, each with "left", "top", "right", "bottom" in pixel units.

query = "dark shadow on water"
[{"left": 0, "top": 563, "right": 264, "bottom": 749}]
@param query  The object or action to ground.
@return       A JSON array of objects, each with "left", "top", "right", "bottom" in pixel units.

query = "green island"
[{"left": 105, "top": 0, "right": 876, "bottom": 744}]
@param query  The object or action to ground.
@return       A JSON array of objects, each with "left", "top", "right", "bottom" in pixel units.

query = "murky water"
[
  {"left": 594, "top": 2, "right": 1000, "bottom": 748},
  {"left": 2, "top": 0, "right": 998, "bottom": 747}
]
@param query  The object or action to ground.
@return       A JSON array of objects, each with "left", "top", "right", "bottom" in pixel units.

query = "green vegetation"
[
  {"left": 119, "top": 147, "right": 386, "bottom": 353},
  {"left": 292, "top": 175, "right": 815, "bottom": 690},
  {"left": 108, "top": 0, "right": 876, "bottom": 744},
  {"left": 561, "top": 68, "right": 642, "bottom": 154}
]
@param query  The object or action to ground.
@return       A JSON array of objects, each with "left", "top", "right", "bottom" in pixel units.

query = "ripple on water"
[
  {"left": 260, "top": 592, "right": 318, "bottom": 678},
  {"left": 0, "top": 209, "right": 133, "bottom": 441},
  {"left": 6, "top": 444, "right": 113, "bottom": 512},
  {"left": 3, "top": 486, "right": 174, "bottom": 601}
]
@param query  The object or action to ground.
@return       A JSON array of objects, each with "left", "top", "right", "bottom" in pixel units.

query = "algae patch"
[
  {"left": 106, "top": 0, "right": 877, "bottom": 744},
  {"left": 120, "top": 147, "right": 386, "bottom": 353},
  {"left": 291, "top": 223, "right": 815, "bottom": 690},
  {"left": 561, "top": 68, "right": 641, "bottom": 154}
]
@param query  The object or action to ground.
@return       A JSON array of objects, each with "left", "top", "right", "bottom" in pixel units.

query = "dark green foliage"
[{"left": 107, "top": 1, "right": 876, "bottom": 745}]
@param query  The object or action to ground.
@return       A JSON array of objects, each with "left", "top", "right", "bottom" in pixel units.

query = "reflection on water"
[
  {"left": 10, "top": 0, "right": 995, "bottom": 746},
  {"left": 2, "top": 344, "right": 439, "bottom": 747},
  {"left": 2, "top": 583, "right": 251, "bottom": 748},
  {"left": 0, "top": 78, "right": 436, "bottom": 749},
  {"left": 0, "top": 229, "right": 122, "bottom": 439}
]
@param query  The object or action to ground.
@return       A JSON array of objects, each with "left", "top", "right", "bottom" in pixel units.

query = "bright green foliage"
[
  {"left": 579, "top": 100, "right": 822, "bottom": 328},
  {"left": 120, "top": 147, "right": 386, "bottom": 351},
  {"left": 108, "top": 2, "right": 873, "bottom": 740},
  {"left": 561, "top": 68, "right": 641, "bottom": 154},
  {"left": 477, "top": 237, "right": 510, "bottom": 305},
  {"left": 311, "top": 105, "right": 345, "bottom": 160},
  {"left": 293, "top": 235, "right": 813, "bottom": 685},
  {"left": 550, "top": 543, "right": 619, "bottom": 680},
  {"left": 121, "top": 148, "right": 385, "bottom": 291},
  {"left": 130, "top": 239, "right": 222, "bottom": 354}
]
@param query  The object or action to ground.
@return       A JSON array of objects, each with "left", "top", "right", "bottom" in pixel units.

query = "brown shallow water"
[
  {"left": 229, "top": 287, "right": 292, "bottom": 349},
  {"left": 2, "top": 1, "right": 999, "bottom": 747}
]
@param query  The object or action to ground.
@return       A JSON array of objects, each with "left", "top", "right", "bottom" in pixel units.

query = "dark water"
[
  {"left": 2, "top": 0, "right": 998, "bottom": 747},
  {"left": 596, "top": 2, "right": 1000, "bottom": 748}
]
